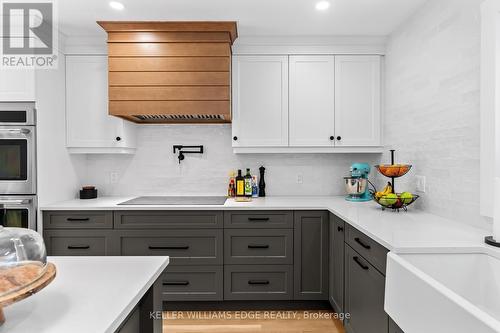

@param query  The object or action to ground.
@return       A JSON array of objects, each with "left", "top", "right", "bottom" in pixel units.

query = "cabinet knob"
[
  {"left": 116, "top": 136, "right": 122, "bottom": 142},
  {"left": 330, "top": 136, "right": 334, "bottom": 141},
  {"left": 336, "top": 136, "right": 342, "bottom": 141},
  {"left": 233, "top": 136, "right": 238, "bottom": 141},
  {"left": 337, "top": 226, "right": 344, "bottom": 232}
]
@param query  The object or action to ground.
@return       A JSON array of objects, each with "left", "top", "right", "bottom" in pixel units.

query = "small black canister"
[{"left": 80, "top": 186, "right": 98, "bottom": 199}]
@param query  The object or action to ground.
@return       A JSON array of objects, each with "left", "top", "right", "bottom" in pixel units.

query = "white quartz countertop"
[
  {"left": 41, "top": 196, "right": 491, "bottom": 251},
  {"left": 0, "top": 256, "right": 169, "bottom": 333}
]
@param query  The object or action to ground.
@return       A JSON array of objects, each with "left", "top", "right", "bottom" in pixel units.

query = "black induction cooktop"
[{"left": 118, "top": 196, "right": 227, "bottom": 206}]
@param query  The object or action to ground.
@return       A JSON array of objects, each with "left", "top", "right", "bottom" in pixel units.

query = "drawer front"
[
  {"left": 114, "top": 211, "right": 223, "bottom": 229},
  {"left": 224, "top": 211, "right": 293, "bottom": 228},
  {"left": 161, "top": 266, "right": 223, "bottom": 301},
  {"left": 44, "top": 230, "right": 115, "bottom": 256},
  {"left": 346, "top": 225, "right": 388, "bottom": 274},
  {"left": 224, "top": 229, "right": 293, "bottom": 265},
  {"left": 224, "top": 265, "right": 293, "bottom": 300},
  {"left": 119, "top": 229, "right": 223, "bottom": 265},
  {"left": 43, "top": 211, "right": 113, "bottom": 229}
]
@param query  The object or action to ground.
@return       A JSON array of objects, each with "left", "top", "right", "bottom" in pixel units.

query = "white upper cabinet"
[
  {"left": 65, "top": 55, "right": 135, "bottom": 154},
  {"left": 334, "top": 55, "right": 381, "bottom": 147},
  {"left": 289, "top": 55, "right": 335, "bottom": 147},
  {"left": 0, "top": 68, "right": 35, "bottom": 102},
  {"left": 232, "top": 55, "right": 289, "bottom": 147}
]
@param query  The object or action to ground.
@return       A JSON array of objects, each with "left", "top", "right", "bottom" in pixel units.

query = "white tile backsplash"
[
  {"left": 82, "top": 125, "right": 379, "bottom": 197},
  {"left": 384, "top": 0, "right": 490, "bottom": 228}
]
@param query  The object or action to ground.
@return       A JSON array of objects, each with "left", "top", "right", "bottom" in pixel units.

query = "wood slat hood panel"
[{"left": 98, "top": 21, "right": 237, "bottom": 124}]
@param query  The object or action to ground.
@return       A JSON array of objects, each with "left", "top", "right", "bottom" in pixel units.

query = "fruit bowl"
[
  {"left": 375, "top": 164, "right": 412, "bottom": 178},
  {"left": 373, "top": 192, "right": 419, "bottom": 211}
]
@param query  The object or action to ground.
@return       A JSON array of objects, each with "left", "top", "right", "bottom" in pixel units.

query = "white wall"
[
  {"left": 384, "top": 0, "right": 490, "bottom": 228},
  {"left": 36, "top": 50, "right": 86, "bottom": 215},
  {"left": 81, "top": 125, "right": 379, "bottom": 196}
]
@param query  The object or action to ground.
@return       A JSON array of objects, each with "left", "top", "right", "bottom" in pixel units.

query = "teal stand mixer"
[{"left": 344, "top": 163, "right": 373, "bottom": 202}]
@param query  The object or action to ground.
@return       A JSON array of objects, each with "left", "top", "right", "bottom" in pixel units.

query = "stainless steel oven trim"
[
  {"left": 0, "top": 195, "right": 37, "bottom": 230},
  {"left": 0, "top": 125, "right": 36, "bottom": 194},
  {"left": 0, "top": 102, "right": 36, "bottom": 126}
]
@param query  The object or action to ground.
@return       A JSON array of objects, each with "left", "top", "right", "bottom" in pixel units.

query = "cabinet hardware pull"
[
  {"left": 337, "top": 226, "right": 344, "bottom": 232},
  {"left": 116, "top": 136, "right": 121, "bottom": 141},
  {"left": 354, "top": 237, "right": 371, "bottom": 249},
  {"left": 248, "top": 280, "right": 270, "bottom": 285},
  {"left": 233, "top": 136, "right": 238, "bottom": 141},
  {"left": 330, "top": 136, "right": 334, "bottom": 141},
  {"left": 163, "top": 281, "right": 189, "bottom": 286},
  {"left": 67, "top": 245, "right": 90, "bottom": 250},
  {"left": 149, "top": 245, "right": 189, "bottom": 250},
  {"left": 353, "top": 256, "right": 369, "bottom": 270},
  {"left": 248, "top": 244, "right": 270, "bottom": 249},
  {"left": 248, "top": 217, "right": 270, "bottom": 221},
  {"left": 66, "top": 218, "right": 90, "bottom": 222},
  {"left": 337, "top": 136, "right": 342, "bottom": 141}
]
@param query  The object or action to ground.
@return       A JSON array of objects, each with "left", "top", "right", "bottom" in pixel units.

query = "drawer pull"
[
  {"left": 337, "top": 226, "right": 344, "bottom": 232},
  {"left": 353, "top": 256, "right": 369, "bottom": 270},
  {"left": 248, "top": 217, "right": 270, "bottom": 222},
  {"left": 354, "top": 237, "right": 371, "bottom": 250},
  {"left": 66, "top": 218, "right": 90, "bottom": 222},
  {"left": 148, "top": 245, "right": 189, "bottom": 250},
  {"left": 163, "top": 281, "right": 190, "bottom": 286},
  {"left": 67, "top": 245, "right": 90, "bottom": 250},
  {"left": 248, "top": 280, "right": 270, "bottom": 285},
  {"left": 248, "top": 244, "right": 270, "bottom": 249}
]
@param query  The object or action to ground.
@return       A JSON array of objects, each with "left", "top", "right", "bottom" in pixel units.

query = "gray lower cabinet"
[
  {"left": 43, "top": 211, "right": 113, "bottom": 229},
  {"left": 44, "top": 229, "right": 119, "bottom": 256},
  {"left": 118, "top": 229, "right": 223, "bottom": 266},
  {"left": 162, "top": 266, "right": 223, "bottom": 301},
  {"left": 114, "top": 211, "right": 223, "bottom": 229},
  {"left": 224, "top": 265, "right": 293, "bottom": 300},
  {"left": 344, "top": 245, "right": 388, "bottom": 333},
  {"left": 293, "top": 211, "right": 329, "bottom": 300},
  {"left": 389, "top": 318, "right": 404, "bottom": 333},
  {"left": 329, "top": 213, "right": 345, "bottom": 314},
  {"left": 224, "top": 229, "right": 293, "bottom": 265},
  {"left": 224, "top": 211, "right": 293, "bottom": 229}
]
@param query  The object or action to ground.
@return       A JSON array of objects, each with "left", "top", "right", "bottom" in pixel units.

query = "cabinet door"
[
  {"left": 329, "top": 214, "right": 345, "bottom": 313},
  {"left": 289, "top": 55, "right": 335, "bottom": 147},
  {"left": 0, "top": 68, "right": 35, "bottom": 101},
  {"left": 345, "top": 245, "right": 388, "bottom": 333},
  {"left": 294, "top": 211, "right": 329, "bottom": 300},
  {"left": 66, "top": 55, "right": 135, "bottom": 149},
  {"left": 335, "top": 55, "right": 381, "bottom": 147},
  {"left": 232, "top": 55, "right": 288, "bottom": 147}
]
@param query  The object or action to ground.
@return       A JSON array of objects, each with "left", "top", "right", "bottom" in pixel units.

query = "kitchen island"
[{"left": 0, "top": 256, "right": 169, "bottom": 333}]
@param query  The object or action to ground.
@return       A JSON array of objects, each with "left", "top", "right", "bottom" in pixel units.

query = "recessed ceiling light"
[
  {"left": 109, "top": 1, "right": 124, "bottom": 10},
  {"left": 315, "top": 1, "right": 330, "bottom": 11}
]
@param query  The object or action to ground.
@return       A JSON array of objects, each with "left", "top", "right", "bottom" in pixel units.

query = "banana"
[{"left": 375, "top": 182, "right": 393, "bottom": 199}]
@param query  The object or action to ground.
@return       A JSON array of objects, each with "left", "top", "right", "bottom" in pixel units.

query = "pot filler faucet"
[{"left": 173, "top": 145, "right": 204, "bottom": 164}]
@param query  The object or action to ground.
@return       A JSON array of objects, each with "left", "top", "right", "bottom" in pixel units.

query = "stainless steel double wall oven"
[{"left": 0, "top": 102, "right": 37, "bottom": 229}]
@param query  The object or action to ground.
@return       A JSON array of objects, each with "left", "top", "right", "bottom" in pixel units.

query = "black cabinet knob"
[
  {"left": 336, "top": 136, "right": 342, "bottom": 141},
  {"left": 233, "top": 136, "right": 238, "bottom": 141},
  {"left": 330, "top": 136, "right": 334, "bottom": 141},
  {"left": 116, "top": 136, "right": 122, "bottom": 141},
  {"left": 337, "top": 226, "right": 344, "bottom": 232}
]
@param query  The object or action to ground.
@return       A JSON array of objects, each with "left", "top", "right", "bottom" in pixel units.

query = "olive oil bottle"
[
  {"left": 244, "top": 168, "right": 252, "bottom": 197},
  {"left": 235, "top": 169, "right": 245, "bottom": 197}
]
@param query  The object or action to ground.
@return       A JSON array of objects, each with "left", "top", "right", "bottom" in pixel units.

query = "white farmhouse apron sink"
[{"left": 385, "top": 248, "right": 500, "bottom": 333}]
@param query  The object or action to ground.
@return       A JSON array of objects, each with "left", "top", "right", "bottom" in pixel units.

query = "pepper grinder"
[{"left": 258, "top": 166, "right": 266, "bottom": 197}]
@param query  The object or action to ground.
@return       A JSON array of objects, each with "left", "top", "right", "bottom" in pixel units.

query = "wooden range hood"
[{"left": 97, "top": 21, "right": 237, "bottom": 124}]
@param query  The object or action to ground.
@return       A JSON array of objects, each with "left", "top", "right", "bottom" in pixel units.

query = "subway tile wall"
[
  {"left": 82, "top": 125, "right": 379, "bottom": 197},
  {"left": 383, "top": 0, "right": 490, "bottom": 228}
]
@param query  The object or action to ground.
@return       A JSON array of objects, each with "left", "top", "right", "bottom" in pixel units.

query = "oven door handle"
[
  {"left": 0, "top": 199, "right": 31, "bottom": 205},
  {"left": 0, "top": 128, "right": 31, "bottom": 135}
]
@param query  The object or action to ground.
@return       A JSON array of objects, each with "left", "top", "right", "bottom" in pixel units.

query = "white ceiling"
[{"left": 58, "top": 0, "right": 427, "bottom": 37}]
